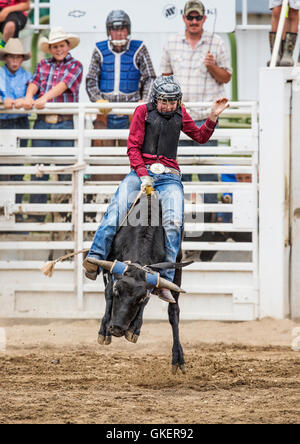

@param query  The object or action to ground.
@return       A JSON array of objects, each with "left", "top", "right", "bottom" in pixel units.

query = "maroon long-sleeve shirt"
[{"left": 127, "top": 104, "right": 217, "bottom": 177}]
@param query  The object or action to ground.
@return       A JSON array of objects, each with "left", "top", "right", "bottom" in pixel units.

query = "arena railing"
[{"left": 0, "top": 101, "right": 259, "bottom": 319}]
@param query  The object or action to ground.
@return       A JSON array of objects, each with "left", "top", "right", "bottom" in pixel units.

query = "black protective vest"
[{"left": 141, "top": 103, "right": 183, "bottom": 160}]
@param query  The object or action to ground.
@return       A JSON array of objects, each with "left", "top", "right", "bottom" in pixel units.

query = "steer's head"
[
  {"left": 87, "top": 258, "right": 186, "bottom": 338},
  {"left": 110, "top": 266, "right": 150, "bottom": 337}
]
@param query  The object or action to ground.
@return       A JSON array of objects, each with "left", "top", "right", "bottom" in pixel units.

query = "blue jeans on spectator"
[
  {"left": 88, "top": 170, "right": 184, "bottom": 283},
  {"left": 180, "top": 119, "right": 218, "bottom": 205},
  {"left": 30, "top": 118, "right": 74, "bottom": 220},
  {"left": 107, "top": 114, "right": 129, "bottom": 130},
  {"left": 0, "top": 116, "right": 29, "bottom": 205}
]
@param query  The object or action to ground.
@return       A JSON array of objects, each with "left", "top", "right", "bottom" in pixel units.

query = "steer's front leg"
[{"left": 98, "top": 277, "right": 113, "bottom": 345}]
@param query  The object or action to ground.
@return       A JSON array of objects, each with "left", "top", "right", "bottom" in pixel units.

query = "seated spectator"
[
  {"left": 0, "top": 0, "right": 30, "bottom": 48},
  {"left": 217, "top": 173, "right": 237, "bottom": 223},
  {"left": 16, "top": 27, "right": 83, "bottom": 222},
  {"left": 0, "top": 37, "right": 31, "bottom": 211}
]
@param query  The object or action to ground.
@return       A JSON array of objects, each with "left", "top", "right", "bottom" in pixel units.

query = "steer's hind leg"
[
  {"left": 168, "top": 297, "right": 186, "bottom": 374},
  {"left": 125, "top": 297, "right": 150, "bottom": 343},
  {"left": 168, "top": 266, "right": 186, "bottom": 374},
  {"left": 98, "top": 278, "right": 113, "bottom": 346}
]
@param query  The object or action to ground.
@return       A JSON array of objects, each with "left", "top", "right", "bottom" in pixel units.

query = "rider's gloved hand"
[{"left": 140, "top": 175, "right": 155, "bottom": 196}]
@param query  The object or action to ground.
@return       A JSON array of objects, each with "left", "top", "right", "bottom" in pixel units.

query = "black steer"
[{"left": 89, "top": 194, "right": 191, "bottom": 374}]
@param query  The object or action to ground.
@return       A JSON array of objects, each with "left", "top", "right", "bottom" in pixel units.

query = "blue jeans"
[
  {"left": 107, "top": 114, "right": 129, "bottom": 129},
  {"left": 180, "top": 119, "right": 218, "bottom": 204},
  {"left": 30, "top": 118, "right": 74, "bottom": 211},
  {"left": 88, "top": 170, "right": 184, "bottom": 282},
  {"left": 0, "top": 116, "right": 29, "bottom": 204}
]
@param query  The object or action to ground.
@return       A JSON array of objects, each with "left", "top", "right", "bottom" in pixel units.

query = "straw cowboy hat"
[
  {"left": 39, "top": 27, "right": 80, "bottom": 53},
  {"left": 0, "top": 38, "right": 31, "bottom": 61}
]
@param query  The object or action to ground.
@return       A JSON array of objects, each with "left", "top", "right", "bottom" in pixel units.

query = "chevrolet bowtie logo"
[{"left": 68, "top": 10, "right": 86, "bottom": 18}]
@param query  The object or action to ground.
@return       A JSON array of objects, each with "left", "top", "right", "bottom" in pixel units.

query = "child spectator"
[
  {"left": 0, "top": 37, "right": 31, "bottom": 208},
  {"left": 0, "top": 0, "right": 30, "bottom": 48},
  {"left": 16, "top": 27, "right": 83, "bottom": 221}
]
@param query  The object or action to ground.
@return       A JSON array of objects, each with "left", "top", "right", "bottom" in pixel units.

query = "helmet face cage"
[
  {"left": 106, "top": 11, "right": 131, "bottom": 36},
  {"left": 152, "top": 76, "right": 182, "bottom": 109}
]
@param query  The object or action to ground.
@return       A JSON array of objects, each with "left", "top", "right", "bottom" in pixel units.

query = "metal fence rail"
[{"left": 0, "top": 101, "right": 259, "bottom": 320}]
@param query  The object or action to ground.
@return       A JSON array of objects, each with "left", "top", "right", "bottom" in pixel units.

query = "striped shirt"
[
  {"left": 0, "top": 0, "right": 28, "bottom": 15},
  {"left": 86, "top": 40, "right": 156, "bottom": 103},
  {"left": 160, "top": 31, "right": 232, "bottom": 120},
  {"left": 31, "top": 54, "right": 83, "bottom": 102}
]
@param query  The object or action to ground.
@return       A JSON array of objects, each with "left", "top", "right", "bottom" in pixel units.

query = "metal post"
[
  {"left": 75, "top": 106, "right": 85, "bottom": 310},
  {"left": 242, "top": 0, "right": 248, "bottom": 27},
  {"left": 33, "top": 0, "right": 40, "bottom": 31},
  {"left": 251, "top": 101, "right": 259, "bottom": 318}
]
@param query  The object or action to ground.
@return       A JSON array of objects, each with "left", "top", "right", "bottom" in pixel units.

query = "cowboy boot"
[
  {"left": 267, "top": 32, "right": 282, "bottom": 66},
  {"left": 280, "top": 32, "right": 297, "bottom": 67}
]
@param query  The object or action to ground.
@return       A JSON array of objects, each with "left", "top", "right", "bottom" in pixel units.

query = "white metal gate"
[{"left": 0, "top": 101, "right": 259, "bottom": 320}]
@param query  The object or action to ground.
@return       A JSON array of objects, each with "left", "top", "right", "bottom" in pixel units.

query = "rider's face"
[
  {"left": 110, "top": 27, "right": 129, "bottom": 45},
  {"left": 156, "top": 99, "right": 178, "bottom": 113}
]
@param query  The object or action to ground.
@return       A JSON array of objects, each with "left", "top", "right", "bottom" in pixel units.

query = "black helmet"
[
  {"left": 152, "top": 75, "right": 182, "bottom": 106},
  {"left": 106, "top": 10, "right": 131, "bottom": 36}
]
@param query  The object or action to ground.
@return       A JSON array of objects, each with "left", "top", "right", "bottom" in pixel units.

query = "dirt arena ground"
[{"left": 0, "top": 317, "right": 299, "bottom": 424}]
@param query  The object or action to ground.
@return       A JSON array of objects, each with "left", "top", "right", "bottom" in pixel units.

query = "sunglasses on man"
[{"left": 186, "top": 15, "right": 204, "bottom": 21}]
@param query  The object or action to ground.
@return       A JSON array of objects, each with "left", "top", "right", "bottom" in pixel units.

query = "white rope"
[{"left": 35, "top": 161, "right": 86, "bottom": 177}]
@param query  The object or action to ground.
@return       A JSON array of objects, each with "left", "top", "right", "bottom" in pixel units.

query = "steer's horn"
[
  {"left": 86, "top": 257, "right": 114, "bottom": 271},
  {"left": 157, "top": 277, "right": 186, "bottom": 293}
]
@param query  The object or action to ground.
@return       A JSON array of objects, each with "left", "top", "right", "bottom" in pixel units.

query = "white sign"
[{"left": 50, "top": 0, "right": 236, "bottom": 34}]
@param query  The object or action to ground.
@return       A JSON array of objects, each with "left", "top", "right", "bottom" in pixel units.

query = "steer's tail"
[{"left": 41, "top": 248, "right": 89, "bottom": 278}]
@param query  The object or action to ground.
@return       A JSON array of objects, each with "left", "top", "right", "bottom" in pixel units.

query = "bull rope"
[{"left": 41, "top": 189, "right": 146, "bottom": 278}]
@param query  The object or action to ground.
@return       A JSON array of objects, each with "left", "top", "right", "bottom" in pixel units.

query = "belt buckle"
[
  {"left": 45, "top": 114, "right": 59, "bottom": 124},
  {"left": 149, "top": 163, "right": 166, "bottom": 175}
]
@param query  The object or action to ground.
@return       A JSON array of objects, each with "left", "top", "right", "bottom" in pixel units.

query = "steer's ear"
[{"left": 148, "top": 261, "right": 194, "bottom": 271}]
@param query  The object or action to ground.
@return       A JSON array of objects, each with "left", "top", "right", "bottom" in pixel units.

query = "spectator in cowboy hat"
[
  {"left": 15, "top": 27, "right": 83, "bottom": 221},
  {"left": 0, "top": 38, "right": 31, "bottom": 210},
  {"left": 0, "top": 0, "right": 30, "bottom": 48}
]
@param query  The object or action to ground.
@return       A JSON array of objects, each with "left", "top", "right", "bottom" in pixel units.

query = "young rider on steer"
[{"left": 83, "top": 75, "right": 229, "bottom": 304}]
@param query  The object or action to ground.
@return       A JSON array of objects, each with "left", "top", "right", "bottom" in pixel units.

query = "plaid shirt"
[
  {"left": 0, "top": 0, "right": 28, "bottom": 15},
  {"left": 86, "top": 40, "right": 156, "bottom": 103},
  {"left": 31, "top": 54, "right": 83, "bottom": 102},
  {"left": 160, "top": 31, "right": 232, "bottom": 120}
]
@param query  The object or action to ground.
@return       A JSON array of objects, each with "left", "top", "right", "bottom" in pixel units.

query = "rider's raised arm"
[
  {"left": 181, "top": 106, "right": 217, "bottom": 145},
  {"left": 127, "top": 104, "right": 150, "bottom": 177}
]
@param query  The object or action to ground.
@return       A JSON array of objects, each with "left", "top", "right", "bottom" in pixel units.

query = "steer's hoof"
[
  {"left": 125, "top": 330, "right": 139, "bottom": 343},
  {"left": 172, "top": 364, "right": 187, "bottom": 375},
  {"left": 98, "top": 334, "right": 105, "bottom": 345},
  {"left": 98, "top": 334, "right": 112, "bottom": 346},
  {"left": 180, "top": 364, "right": 187, "bottom": 374},
  {"left": 104, "top": 335, "right": 112, "bottom": 345}
]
